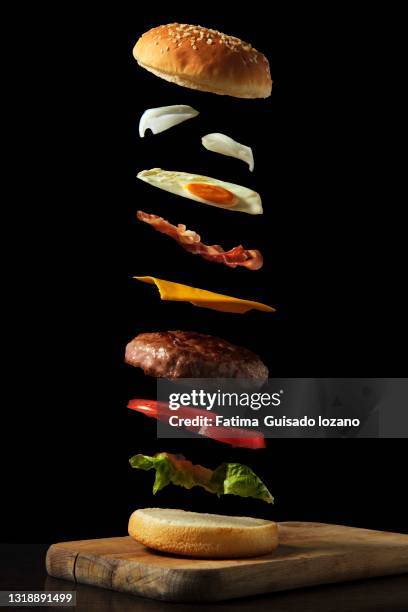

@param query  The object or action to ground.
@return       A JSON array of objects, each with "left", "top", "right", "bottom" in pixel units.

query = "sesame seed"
[{"left": 152, "top": 24, "right": 264, "bottom": 60}]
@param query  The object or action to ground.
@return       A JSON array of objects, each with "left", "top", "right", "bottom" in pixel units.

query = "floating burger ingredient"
[
  {"left": 202, "top": 133, "right": 255, "bottom": 171},
  {"left": 133, "top": 24, "right": 272, "bottom": 99},
  {"left": 128, "top": 453, "right": 277, "bottom": 558},
  {"left": 133, "top": 277, "right": 275, "bottom": 314},
  {"left": 137, "top": 211, "right": 263, "bottom": 270},
  {"left": 128, "top": 400, "right": 266, "bottom": 449},
  {"left": 137, "top": 169, "right": 262, "bottom": 215},
  {"left": 129, "top": 453, "right": 273, "bottom": 502},
  {"left": 125, "top": 331, "right": 269, "bottom": 381},
  {"left": 139, "top": 105, "right": 199, "bottom": 137}
]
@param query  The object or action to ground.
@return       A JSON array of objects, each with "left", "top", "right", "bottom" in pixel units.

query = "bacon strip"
[{"left": 137, "top": 210, "right": 263, "bottom": 270}]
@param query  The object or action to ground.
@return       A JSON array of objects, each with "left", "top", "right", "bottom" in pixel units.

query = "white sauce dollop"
[
  {"left": 139, "top": 105, "right": 199, "bottom": 137},
  {"left": 202, "top": 133, "right": 254, "bottom": 172}
]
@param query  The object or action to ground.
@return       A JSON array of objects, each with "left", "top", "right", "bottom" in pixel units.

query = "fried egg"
[{"left": 137, "top": 169, "right": 262, "bottom": 214}]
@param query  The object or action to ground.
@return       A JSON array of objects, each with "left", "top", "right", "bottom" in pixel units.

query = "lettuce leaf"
[
  {"left": 214, "top": 463, "right": 274, "bottom": 503},
  {"left": 129, "top": 452, "right": 274, "bottom": 504}
]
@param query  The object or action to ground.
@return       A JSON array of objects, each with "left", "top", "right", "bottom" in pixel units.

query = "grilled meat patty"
[{"left": 125, "top": 330, "right": 268, "bottom": 380}]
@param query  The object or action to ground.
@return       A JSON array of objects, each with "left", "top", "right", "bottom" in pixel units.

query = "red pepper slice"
[{"left": 127, "top": 399, "right": 266, "bottom": 449}]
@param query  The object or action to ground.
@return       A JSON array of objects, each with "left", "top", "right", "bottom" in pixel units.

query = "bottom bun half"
[{"left": 128, "top": 508, "right": 279, "bottom": 558}]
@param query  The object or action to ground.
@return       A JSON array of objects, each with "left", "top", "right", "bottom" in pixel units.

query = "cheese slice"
[{"left": 134, "top": 276, "right": 275, "bottom": 314}]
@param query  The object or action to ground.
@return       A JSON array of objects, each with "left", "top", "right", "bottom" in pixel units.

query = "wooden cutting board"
[{"left": 46, "top": 522, "right": 408, "bottom": 603}]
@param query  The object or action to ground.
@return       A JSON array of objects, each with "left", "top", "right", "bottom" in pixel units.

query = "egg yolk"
[{"left": 185, "top": 183, "right": 237, "bottom": 206}]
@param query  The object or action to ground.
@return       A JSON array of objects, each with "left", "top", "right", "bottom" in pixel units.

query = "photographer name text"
[{"left": 167, "top": 415, "right": 361, "bottom": 429}]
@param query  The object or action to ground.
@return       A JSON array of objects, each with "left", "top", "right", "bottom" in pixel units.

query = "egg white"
[{"left": 137, "top": 168, "right": 263, "bottom": 215}]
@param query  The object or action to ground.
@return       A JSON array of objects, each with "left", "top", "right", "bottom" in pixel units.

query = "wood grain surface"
[{"left": 46, "top": 522, "right": 408, "bottom": 602}]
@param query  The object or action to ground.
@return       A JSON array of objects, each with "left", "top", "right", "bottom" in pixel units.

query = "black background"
[{"left": 4, "top": 4, "right": 407, "bottom": 544}]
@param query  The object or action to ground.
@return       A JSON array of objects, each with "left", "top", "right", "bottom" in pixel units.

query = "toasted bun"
[
  {"left": 128, "top": 508, "right": 279, "bottom": 558},
  {"left": 133, "top": 24, "right": 272, "bottom": 99}
]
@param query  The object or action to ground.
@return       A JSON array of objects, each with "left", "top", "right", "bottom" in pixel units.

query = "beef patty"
[{"left": 125, "top": 331, "right": 268, "bottom": 380}]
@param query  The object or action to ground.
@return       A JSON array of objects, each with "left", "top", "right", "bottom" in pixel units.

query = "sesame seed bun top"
[{"left": 133, "top": 23, "right": 272, "bottom": 99}]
